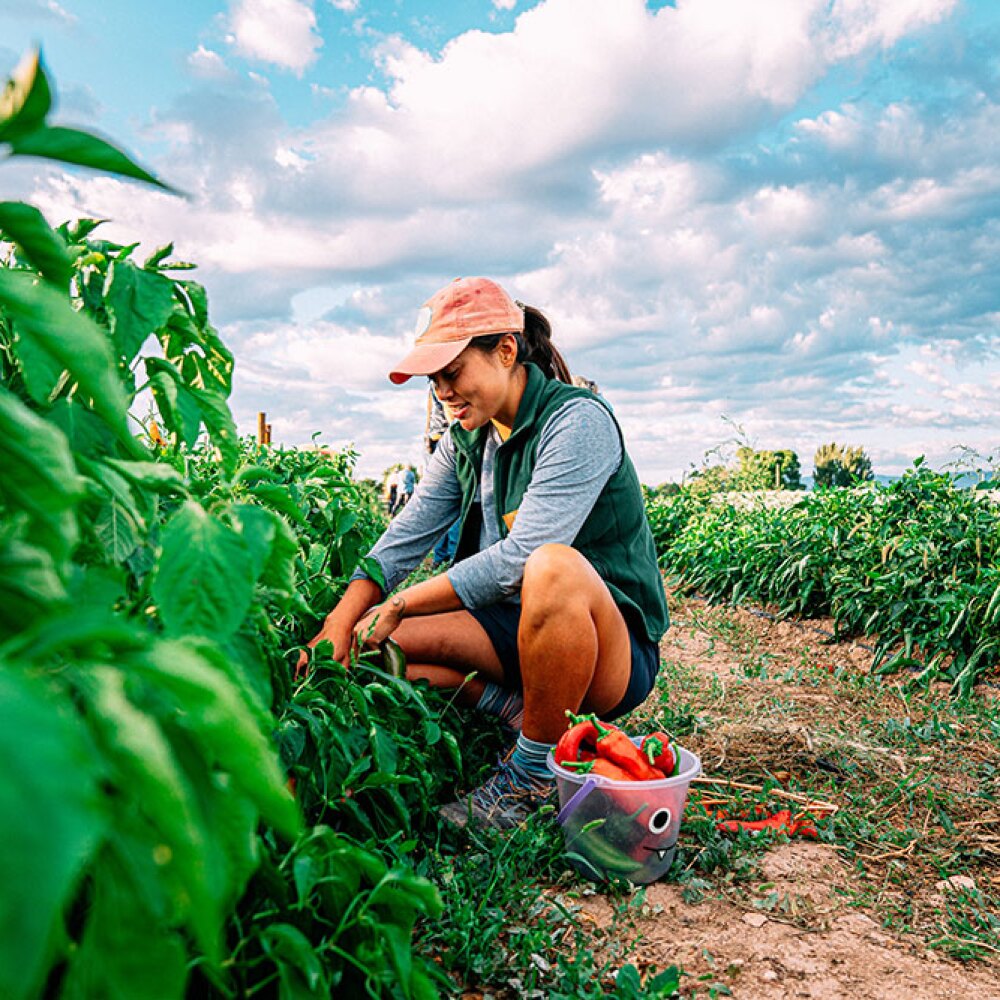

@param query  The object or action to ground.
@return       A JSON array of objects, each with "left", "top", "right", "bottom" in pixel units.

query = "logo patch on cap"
[{"left": 414, "top": 305, "right": 433, "bottom": 339}]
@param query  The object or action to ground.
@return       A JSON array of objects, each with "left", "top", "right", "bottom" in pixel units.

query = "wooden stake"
[{"left": 257, "top": 411, "right": 267, "bottom": 445}]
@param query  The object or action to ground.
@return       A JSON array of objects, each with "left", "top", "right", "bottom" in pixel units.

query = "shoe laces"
[{"left": 471, "top": 759, "right": 550, "bottom": 813}]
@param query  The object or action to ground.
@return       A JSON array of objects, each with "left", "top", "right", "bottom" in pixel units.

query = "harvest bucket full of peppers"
[{"left": 547, "top": 714, "right": 702, "bottom": 884}]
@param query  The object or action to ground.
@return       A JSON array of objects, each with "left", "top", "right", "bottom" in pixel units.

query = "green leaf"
[
  {"left": 48, "top": 396, "right": 117, "bottom": 458},
  {"left": 235, "top": 464, "right": 279, "bottom": 486},
  {"left": 0, "top": 386, "right": 83, "bottom": 566},
  {"left": 191, "top": 386, "right": 238, "bottom": 475},
  {"left": 135, "top": 639, "right": 300, "bottom": 837},
  {"left": 65, "top": 564, "right": 125, "bottom": 616},
  {"left": 143, "top": 358, "right": 237, "bottom": 469},
  {"left": 263, "top": 513, "right": 300, "bottom": 597},
  {"left": 249, "top": 482, "right": 308, "bottom": 526},
  {"left": 62, "top": 218, "right": 107, "bottom": 243},
  {"left": 0, "top": 201, "right": 72, "bottom": 284},
  {"left": 146, "top": 357, "right": 201, "bottom": 445},
  {"left": 104, "top": 260, "right": 177, "bottom": 362},
  {"left": 0, "top": 270, "right": 139, "bottom": 453},
  {"left": 260, "top": 923, "right": 327, "bottom": 997},
  {"left": 93, "top": 499, "right": 140, "bottom": 564},
  {"left": 0, "top": 536, "right": 68, "bottom": 636},
  {"left": 177, "top": 280, "right": 209, "bottom": 326},
  {"left": 142, "top": 242, "right": 174, "bottom": 269},
  {"left": 152, "top": 501, "right": 254, "bottom": 640},
  {"left": 0, "top": 666, "right": 106, "bottom": 1000},
  {"left": 105, "top": 458, "right": 187, "bottom": 495},
  {"left": 8, "top": 125, "right": 174, "bottom": 191},
  {"left": 60, "top": 846, "right": 188, "bottom": 1000},
  {"left": 229, "top": 503, "right": 277, "bottom": 582},
  {"left": 81, "top": 666, "right": 220, "bottom": 957},
  {"left": 0, "top": 49, "right": 51, "bottom": 142}
]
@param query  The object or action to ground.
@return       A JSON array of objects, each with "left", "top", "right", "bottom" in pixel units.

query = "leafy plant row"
[
  {"left": 646, "top": 468, "right": 1000, "bottom": 693},
  {"left": 0, "top": 52, "right": 460, "bottom": 999}
]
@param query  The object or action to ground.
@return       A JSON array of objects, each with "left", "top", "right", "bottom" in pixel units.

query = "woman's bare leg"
[
  {"left": 387, "top": 609, "right": 506, "bottom": 706},
  {"left": 517, "top": 544, "right": 631, "bottom": 743}
]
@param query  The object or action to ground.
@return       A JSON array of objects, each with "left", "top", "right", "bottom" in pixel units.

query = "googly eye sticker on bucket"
[
  {"left": 647, "top": 807, "right": 672, "bottom": 834},
  {"left": 414, "top": 305, "right": 433, "bottom": 338}
]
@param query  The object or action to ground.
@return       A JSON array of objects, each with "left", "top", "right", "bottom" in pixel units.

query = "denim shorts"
[{"left": 467, "top": 602, "right": 660, "bottom": 722}]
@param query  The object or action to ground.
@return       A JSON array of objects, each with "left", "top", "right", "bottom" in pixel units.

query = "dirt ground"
[{"left": 579, "top": 599, "right": 1000, "bottom": 999}]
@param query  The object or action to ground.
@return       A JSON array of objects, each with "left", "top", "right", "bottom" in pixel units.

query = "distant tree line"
[{"left": 653, "top": 441, "right": 874, "bottom": 495}]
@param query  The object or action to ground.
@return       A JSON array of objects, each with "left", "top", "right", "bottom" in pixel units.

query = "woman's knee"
[
  {"left": 521, "top": 544, "right": 601, "bottom": 623},
  {"left": 522, "top": 543, "right": 591, "bottom": 596}
]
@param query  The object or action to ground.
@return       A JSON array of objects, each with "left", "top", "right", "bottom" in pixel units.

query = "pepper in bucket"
[{"left": 548, "top": 713, "right": 702, "bottom": 883}]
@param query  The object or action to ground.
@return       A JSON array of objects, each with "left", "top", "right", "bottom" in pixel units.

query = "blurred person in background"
[{"left": 426, "top": 384, "right": 461, "bottom": 567}]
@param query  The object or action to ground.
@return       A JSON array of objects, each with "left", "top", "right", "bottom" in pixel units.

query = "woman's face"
[{"left": 429, "top": 335, "right": 519, "bottom": 431}]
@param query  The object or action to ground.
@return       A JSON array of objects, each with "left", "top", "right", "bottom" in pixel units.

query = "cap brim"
[{"left": 388, "top": 338, "right": 471, "bottom": 385}]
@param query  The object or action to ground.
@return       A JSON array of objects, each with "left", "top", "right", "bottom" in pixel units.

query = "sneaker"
[{"left": 440, "top": 758, "right": 553, "bottom": 830}]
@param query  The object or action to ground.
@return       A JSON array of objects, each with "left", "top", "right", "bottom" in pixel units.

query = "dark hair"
[{"left": 470, "top": 304, "right": 572, "bottom": 383}]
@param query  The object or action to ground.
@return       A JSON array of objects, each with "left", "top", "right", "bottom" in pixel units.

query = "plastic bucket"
[{"left": 547, "top": 741, "right": 701, "bottom": 883}]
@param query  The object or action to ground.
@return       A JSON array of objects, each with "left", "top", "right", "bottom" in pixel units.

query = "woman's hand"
[
  {"left": 353, "top": 594, "right": 406, "bottom": 649},
  {"left": 296, "top": 613, "right": 354, "bottom": 677},
  {"left": 294, "top": 577, "right": 384, "bottom": 678}
]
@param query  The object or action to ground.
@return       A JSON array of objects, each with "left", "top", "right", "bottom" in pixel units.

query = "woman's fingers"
[
  {"left": 295, "top": 621, "right": 353, "bottom": 678},
  {"left": 353, "top": 604, "right": 397, "bottom": 648}
]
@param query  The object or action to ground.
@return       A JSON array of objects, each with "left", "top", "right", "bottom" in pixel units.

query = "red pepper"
[
  {"left": 564, "top": 757, "right": 635, "bottom": 782},
  {"left": 641, "top": 733, "right": 677, "bottom": 776},
  {"left": 590, "top": 758, "right": 636, "bottom": 782},
  {"left": 554, "top": 718, "right": 601, "bottom": 766},
  {"left": 714, "top": 807, "right": 818, "bottom": 839},
  {"left": 590, "top": 717, "right": 664, "bottom": 780},
  {"left": 556, "top": 713, "right": 670, "bottom": 781}
]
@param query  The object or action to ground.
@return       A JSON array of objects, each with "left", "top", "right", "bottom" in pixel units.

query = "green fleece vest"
[{"left": 450, "top": 363, "right": 670, "bottom": 644}]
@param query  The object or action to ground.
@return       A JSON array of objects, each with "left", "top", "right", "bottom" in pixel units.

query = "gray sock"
[
  {"left": 477, "top": 682, "right": 525, "bottom": 731},
  {"left": 510, "top": 732, "right": 555, "bottom": 784}
]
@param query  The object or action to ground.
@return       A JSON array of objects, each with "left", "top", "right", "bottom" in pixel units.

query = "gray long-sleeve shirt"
[{"left": 355, "top": 396, "right": 622, "bottom": 608}]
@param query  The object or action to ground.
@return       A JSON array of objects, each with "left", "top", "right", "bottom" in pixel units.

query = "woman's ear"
[{"left": 498, "top": 332, "right": 519, "bottom": 369}]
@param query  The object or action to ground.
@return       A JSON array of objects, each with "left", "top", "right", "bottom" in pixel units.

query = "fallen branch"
[{"left": 692, "top": 776, "right": 839, "bottom": 814}]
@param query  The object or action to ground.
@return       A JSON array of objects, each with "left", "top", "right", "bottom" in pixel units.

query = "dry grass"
[{"left": 633, "top": 589, "right": 1000, "bottom": 957}]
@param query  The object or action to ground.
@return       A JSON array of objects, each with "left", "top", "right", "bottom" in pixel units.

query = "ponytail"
[
  {"left": 519, "top": 304, "right": 572, "bottom": 383},
  {"left": 469, "top": 303, "right": 572, "bottom": 383}
]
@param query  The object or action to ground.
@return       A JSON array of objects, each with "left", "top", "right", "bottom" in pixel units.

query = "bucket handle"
[{"left": 556, "top": 776, "right": 598, "bottom": 826}]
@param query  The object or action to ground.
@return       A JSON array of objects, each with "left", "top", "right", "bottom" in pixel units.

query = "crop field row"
[{"left": 646, "top": 478, "right": 1000, "bottom": 695}]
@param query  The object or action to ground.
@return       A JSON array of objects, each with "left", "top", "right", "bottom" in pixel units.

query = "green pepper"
[{"left": 379, "top": 638, "right": 406, "bottom": 679}]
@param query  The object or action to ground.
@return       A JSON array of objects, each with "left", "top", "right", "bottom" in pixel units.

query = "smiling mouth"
[
  {"left": 448, "top": 403, "right": 470, "bottom": 419},
  {"left": 643, "top": 839, "right": 678, "bottom": 861}
]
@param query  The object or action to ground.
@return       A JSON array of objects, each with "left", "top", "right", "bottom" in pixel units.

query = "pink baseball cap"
[{"left": 389, "top": 277, "right": 525, "bottom": 384}]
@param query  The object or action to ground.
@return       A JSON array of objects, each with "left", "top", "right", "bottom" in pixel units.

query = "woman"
[{"left": 301, "top": 277, "right": 669, "bottom": 829}]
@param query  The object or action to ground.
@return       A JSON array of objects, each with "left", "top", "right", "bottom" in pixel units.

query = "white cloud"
[
  {"left": 823, "top": 0, "right": 957, "bottom": 60},
  {"left": 187, "top": 46, "right": 231, "bottom": 80},
  {"left": 226, "top": 0, "right": 322, "bottom": 75},
  {"left": 1, "top": 0, "right": 76, "bottom": 25},
  {"left": 18, "top": 0, "right": 996, "bottom": 482},
  {"left": 327, "top": 0, "right": 359, "bottom": 10}
]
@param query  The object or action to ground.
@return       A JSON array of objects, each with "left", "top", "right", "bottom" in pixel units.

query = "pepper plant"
[
  {"left": 647, "top": 466, "right": 1000, "bottom": 693},
  {"left": 0, "top": 51, "right": 446, "bottom": 1000}
]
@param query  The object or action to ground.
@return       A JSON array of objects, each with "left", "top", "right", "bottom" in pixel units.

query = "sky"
[{"left": 1, "top": 0, "right": 998, "bottom": 484}]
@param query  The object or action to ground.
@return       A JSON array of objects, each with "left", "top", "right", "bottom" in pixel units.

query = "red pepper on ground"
[{"left": 709, "top": 804, "right": 818, "bottom": 839}]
